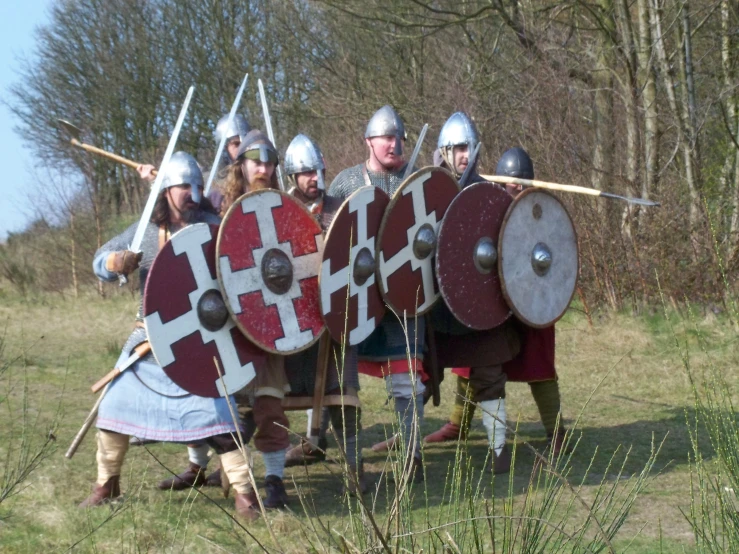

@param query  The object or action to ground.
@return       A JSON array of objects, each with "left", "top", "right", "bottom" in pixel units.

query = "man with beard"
[
  {"left": 159, "top": 130, "right": 293, "bottom": 511},
  {"left": 80, "top": 152, "right": 260, "bottom": 521},
  {"left": 420, "top": 114, "right": 522, "bottom": 474},
  {"left": 328, "top": 106, "right": 428, "bottom": 483},
  {"left": 279, "top": 134, "right": 368, "bottom": 494},
  {"left": 426, "top": 133, "right": 566, "bottom": 469}
]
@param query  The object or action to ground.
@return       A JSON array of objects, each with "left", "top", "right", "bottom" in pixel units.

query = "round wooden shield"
[
  {"left": 217, "top": 189, "right": 325, "bottom": 354},
  {"left": 377, "top": 167, "right": 460, "bottom": 316},
  {"left": 320, "top": 186, "right": 389, "bottom": 345},
  {"left": 143, "top": 223, "right": 267, "bottom": 398},
  {"left": 498, "top": 189, "right": 579, "bottom": 328},
  {"left": 436, "top": 182, "right": 512, "bottom": 329}
]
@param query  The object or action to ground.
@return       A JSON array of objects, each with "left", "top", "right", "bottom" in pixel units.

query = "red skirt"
[
  {"left": 358, "top": 358, "right": 430, "bottom": 382},
  {"left": 451, "top": 326, "right": 556, "bottom": 383}
]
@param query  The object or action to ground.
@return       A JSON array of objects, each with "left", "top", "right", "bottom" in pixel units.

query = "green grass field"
[{"left": 0, "top": 291, "right": 734, "bottom": 552}]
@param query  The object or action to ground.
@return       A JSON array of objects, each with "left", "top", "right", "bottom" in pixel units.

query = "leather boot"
[
  {"left": 424, "top": 422, "right": 464, "bottom": 443},
  {"left": 79, "top": 476, "right": 121, "bottom": 507},
  {"left": 371, "top": 434, "right": 398, "bottom": 453},
  {"left": 492, "top": 445, "right": 511, "bottom": 474},
  {"left": 263, "top": 475, "right": 288, "bottom": 509},
  {"left": 284, "top": 437, "right": 327, "bottom": 467},
  {"left": 343, "top": 462, "right": 370, "bottom": 496},
  {"left": 204, "top": 468, "right": 222, "bottom": 487},
  {"left": 157, "top": 462, "right": 205, "bottom": 490},
  {"left": 547, "top": 430, "right": 570, "bottom": 457},
  {"left": 234, "top": 490, "right": 260, "bottom": 522},
  {"left": 390, "top": 456, "right": 424, "bottom": 485}
]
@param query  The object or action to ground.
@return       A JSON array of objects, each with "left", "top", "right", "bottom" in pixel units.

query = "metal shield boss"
[
  {"left": 143, "top": 223, "right": 267, "bottom": 398},
  {"left": 217, "top": 190, "right": 325, "bottom": 354},
  {"left": 498, "top": 189, "right": 579, "bottom": 328},
  {"left": 377, "top": 167, "right": 460, "bottom": 315},
  {"left": 320, "top": 186, "right": 389, "bottom": 345},
  {"left": 436, "top": 182, "right": 513, "bottom": 329}
]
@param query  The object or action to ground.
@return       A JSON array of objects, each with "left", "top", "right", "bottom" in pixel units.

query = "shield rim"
[
  {"left": 376, "top": 165, "right": 460, "bottom": 317},
  {"left": 319, "top": 185, "right": 388, "bottom": 345},
  {"left": 498, "top": 188, "right": 580, "bottom": 328},
  {"left": 143, "top": 222, "right": 263, "bottom": 398},
  {"left": 436, "top": 181, "right": 513, "bottom": 330},
  {"left": 216, "top": 188, "right": 325, "bottom": 355}
]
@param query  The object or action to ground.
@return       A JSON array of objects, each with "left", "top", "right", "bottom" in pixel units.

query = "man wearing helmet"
[
  {"left": 279, "top": 134, "right": 368, "bottom": 494},
  {"left": 434, "top": 111, "right": 483, "bottom": 186},
  {"left": 426, "top": 141, "right": 566, "bottom": 462},
  {"left": 80, "top": 153, "right": 257, "bottom": 521},
  {"left": 153, "top": 131, "right": 293, "bottom": 517},
  {"left": 328, "top": 106, "right": 428, "bottom": 483},
  {"left": 207, "top": 114, "right": 251, "bottom": 213}
]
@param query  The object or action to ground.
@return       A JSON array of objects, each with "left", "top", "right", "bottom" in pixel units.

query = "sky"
[{"left": 0, "top": 2, "right": 53, "bottom": 240}]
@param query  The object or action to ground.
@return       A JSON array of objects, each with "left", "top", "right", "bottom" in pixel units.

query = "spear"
[{"left": 479, "top": 174, "right": 660, "bottom": 206}]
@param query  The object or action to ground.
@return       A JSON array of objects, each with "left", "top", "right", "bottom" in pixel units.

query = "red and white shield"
[
  {"left": 320, "top": 186, "right": 389, "bottom": 345},
  {"left": 436, "top": 182, "right": 513, "bottom": 329},
  {"left": 377, "top": 167, "right": 460, "bottom": 315},
  {"left": 143, "top": 223, "right": 267, "bottom": 398},
  {"left": 217, "top": 189, "right": 325, "bottom": 354}
]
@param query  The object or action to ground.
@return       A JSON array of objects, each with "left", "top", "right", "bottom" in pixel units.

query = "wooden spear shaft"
[{"left": 479, "top": 175, "right": 660, "bottom": 206}]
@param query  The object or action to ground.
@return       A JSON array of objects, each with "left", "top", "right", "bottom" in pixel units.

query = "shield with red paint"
[
  {"left": 143, "top": 223, "right": 267, "bottom": 398},
  {"left": 320, "top": 186, "right": 389, "bottom": 345},
  {"left": 436, "top": 182, "right": 513, "bottom": 329},
  {"left": 217, "top": 189, "right": 325, "bottom": 354},
  {"left": 377, "top": 167, "right": 460, "bottom": 315}
]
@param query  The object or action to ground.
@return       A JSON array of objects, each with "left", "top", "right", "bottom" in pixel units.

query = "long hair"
[{"left": 220, "top": 160, "right": 279, "bottom": 215}]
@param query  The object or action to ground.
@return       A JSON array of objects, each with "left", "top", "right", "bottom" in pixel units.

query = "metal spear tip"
[
  {"left": 601, "top": 191, "right": 661, "bottom": 207},
  {"left": 58, "top": 119, "right": 82, "bottom": 140}
]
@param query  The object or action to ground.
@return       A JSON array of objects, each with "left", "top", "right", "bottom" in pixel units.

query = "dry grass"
[{"left": 0, "top": 291, "right": 729, "bottom": 552}]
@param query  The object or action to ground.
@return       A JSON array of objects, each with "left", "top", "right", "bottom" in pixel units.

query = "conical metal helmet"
[
  {"left": 214, "top": 114, "right": 251, "bottom": 146},
  {"left": 161, "top": 151, "right": 204, "bottom": 203},
  {"left": 495, "top": 147, "right": 534, "bottom": 180},
  {"left": 437, "top": 112, "right": 479, "bottom": 153},
  {"left": 365, "top": 105, "right": 406, "bottom": 156},
  {"left": 284, "top": 134, "right": 326, "bottom": 190}
]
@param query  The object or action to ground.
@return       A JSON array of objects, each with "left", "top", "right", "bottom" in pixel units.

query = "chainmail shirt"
[{"left": 328, "top": 161, "right": 425, "bottom": 361}]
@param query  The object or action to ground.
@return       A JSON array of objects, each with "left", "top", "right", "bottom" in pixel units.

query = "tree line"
[{"left": 2, "top": 0, "right": 738, "bottom": 311}]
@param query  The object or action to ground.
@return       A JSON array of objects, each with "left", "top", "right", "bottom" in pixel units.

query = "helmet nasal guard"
[{"left": 284, "top": 134, "right": 326, "bottom": 190}]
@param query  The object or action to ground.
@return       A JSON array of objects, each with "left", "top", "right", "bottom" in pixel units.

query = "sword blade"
[
  {"left": 130, "top": 86, "right": 195, "bottom": 253},
  {"left": 458, "top": 142, "right": 481, "bottom": 187},
  {"left": 205, "top": 74, "right": 249, "bottom": 196},
  {"left": 257, "top": 79, "right": 286, "bottom": 191},
  {"left": 403, "top": 123, "right": 429, "bottom": 179}
]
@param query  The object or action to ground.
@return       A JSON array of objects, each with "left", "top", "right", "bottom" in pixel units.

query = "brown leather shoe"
[
  {"left": 492, "top": 445, "right": 511, "bottom": 474},
  {"left": 204, "top": 468, "right": 222, "bottom": 487},
  {"left": 284, "top": 438, "right": 327, "bottom": 467},
  {"left": 157, "top": 462, "right": 205, "bottom": 490},
  {"left": 371, "top": 434, "right": 398, "bottom": 452},
  {"left": 234, "top": 490, "right": 260, "bottom": 522},
  {"left": 79, "top": 476, "right": 121, "bottom": 507},
  {"left": 263, "top": 475, "right": 288, "bottom": 509},
  {"left": 424, "top": 422, "right": 464, "bottom": 443},
  {"left": 547, "top": 430, "right": 570, "bottom": 457}
]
